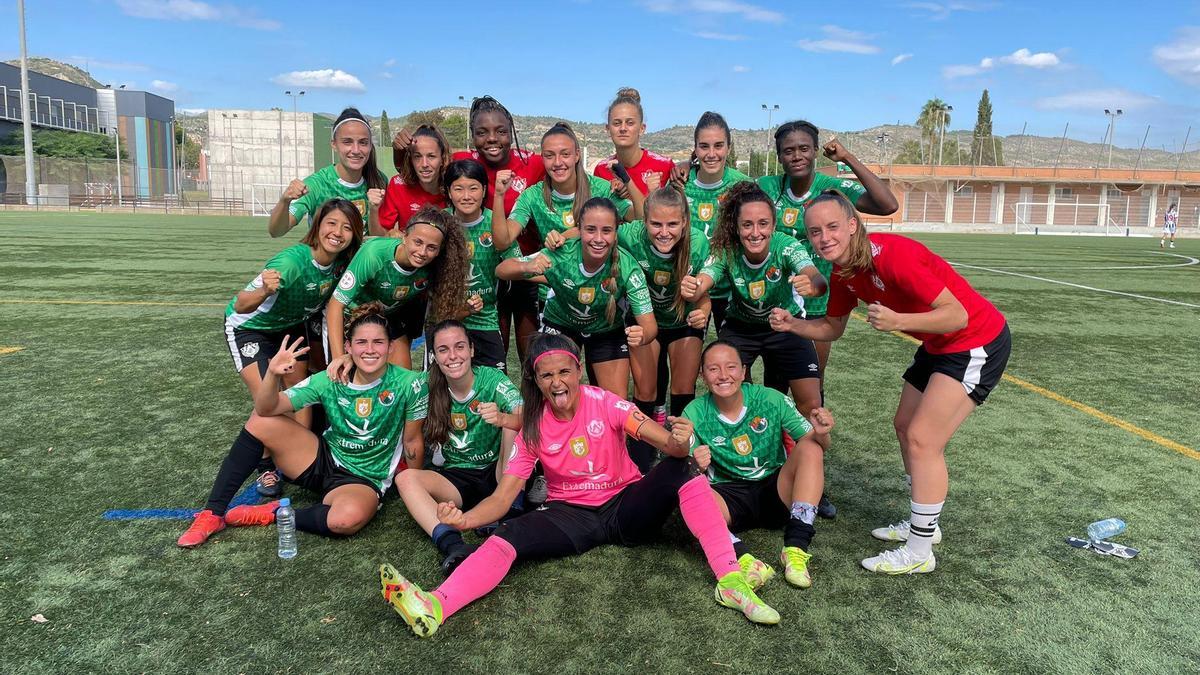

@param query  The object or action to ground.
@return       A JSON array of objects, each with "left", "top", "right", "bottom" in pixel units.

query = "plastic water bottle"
[
  {"left": 1086, "top": 518, "right": 1125, "bottom": 542},
  {"left": 277, "top": 498, "right": 297, "bottom": 559}
]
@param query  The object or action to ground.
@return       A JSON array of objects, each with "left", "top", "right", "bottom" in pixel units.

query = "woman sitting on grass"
[{"left": 177, "top": 307, "right": 427, "bottom": 548}]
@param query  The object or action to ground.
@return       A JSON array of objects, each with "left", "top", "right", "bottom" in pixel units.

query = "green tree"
[
  {"left": 441, "top": 114, "right": 469, "bottom": 151},
  {"left": 969, "top": 89, "right": 1004, "bottom": 166},
  {"left": 380, "top": 110, "right": 392, "bottom": 146},
  {"left": 749, "top": 149, "right": 766, "bottom": 177},
  {"left": 892, "top": 139, "right": 924, "bottom": 164},
  {"left": 726, "top": 142, "right": 738, "bottom": 170},
  {"left": 174, "top": 125, "right": 201, "bottom": 170},
  {"left": 917, "top": 98, "right": 951, "bottom": 164},
  {"left": 0, "top": 129, "right": 124, "bottom": 159}
]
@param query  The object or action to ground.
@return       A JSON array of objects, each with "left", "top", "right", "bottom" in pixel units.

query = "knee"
[
  {"left": 245, "top": 413, "right": 268, "bottom": 437},
  {"left": 893, "top": 415, "right": 911, "bottom": 439},
  {"left": 903, "top": 427, "right": 943, "bottom": 459},
  {"left": 394, "top": 468, "right": 422, "bottom": 494},
  {"left": 327, "top": 503, "right": 374, "bottom": 535}
]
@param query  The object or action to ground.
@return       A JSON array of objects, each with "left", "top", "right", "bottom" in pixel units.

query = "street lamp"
[
  {"left": 1104, "top": 108, "right": 1123, "bottom": 168},
  {"left": 222, "top": 112, "right": 238, "bottom": 202},
  {"left": 937, "top": 104, "right": 953, "bottom": 165},
  {"left": 285, "top": 90, "right": 305, "bottom": 176},
  {"left": 875, "top": 131, "right": 891, "bottom": 165},
  {"left": 762, "top": 103, "right": 779, "bottom": 176}
]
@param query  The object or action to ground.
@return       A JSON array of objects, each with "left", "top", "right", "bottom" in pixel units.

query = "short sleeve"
[
  {"left": 378, "top": 180, "right": 403, "bottom": 230},
  {"left": 621, "top": 254, "right": 654, "bottom": 317},
  {"left": 837, "top": 178, "right": 867, "bottom": 205},
  {"left": 499, "top": 241, "right": 521, "bottom": 261},
  {"left": 689, "top": 233, "right": 710, "bottom": 275},
  {"left": 510, "top": 188, "right": 537, "bottom": 227},
  {"left": 407, "top": 374, "right": 429, "bottom": 422},
  {"left": 504, "top": 433, "right": 537, "bottom": 480},
  {"left": 780, "top": 235, "right": 815, "bottom": 273},
  {"left": 612, "top": 195, "right": 632, "bottom": 219},
  {"left": 617, "top": 221, "right": 643, "bottom": 252},
  {"left": 680, "top": 399, "right": 704, "bottom": 451},
  {"left": 490, "top": 371, "right": 523, "bottom": 412},
  {"left": 826, "top": 276, "right": 858, "bottom": 317},
  {"left": 243, "top": 273, "right": 264, "bottom": 293},
  {"left": 890, "top": 245, "right": 946, "bottom": 307},
  {"left": 700, "top": 252, "right": 726, "bottom": 283},
  {"left": 283, "top": 373, "right": 325, "bottom": 410},
  {"left": 601, "top": 389, "right": 642, "bottom": 436},
  {"left": 288, "top": 177, "right": 319, "bottom": 220},
  {"left": 263, "top": 248, "right": 299, "bottom": 284},
  {"left": 332, "top": 241, "right": 385, "bottom": 305},
  {"left": 771, "top": 389, "right": 813, "bottom": 439}
]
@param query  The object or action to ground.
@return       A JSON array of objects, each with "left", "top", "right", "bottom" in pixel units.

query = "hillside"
[{"left": 4, "top": 57, "right": 103, "bottom": 88}]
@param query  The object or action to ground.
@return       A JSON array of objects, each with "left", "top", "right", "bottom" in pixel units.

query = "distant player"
[
  {"left": 770, "top": 192, "right": 1010, "bottom": 575},
  {"left": 1162, "top": 203, "right": 1178, "bottom": 249},
  {"left": 177, "top": 308, "right": 427, "bottom": 548},
  {"left": 395, "top": 321, "right": 522, "bottom": 574},
  {"left": 379, "top": 332, "right": 779, "bottom": 638},
  {"left": 593, "top": 87, "right": 675, "bottom": 219},
  {"left": 377, "top": 125, "right": 450, "bottom": 235},
  {"left": 269, "top": 107, "right": 387, "bottom": 238},
  {"left": 683, "top": 340, "right": 833, "bottom": 589}
]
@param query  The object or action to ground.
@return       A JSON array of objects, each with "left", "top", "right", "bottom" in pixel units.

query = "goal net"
[
  {"left": 250, "top": 184, "right": 286, "bottom": 217},
  {"left": 1013, "top": 201, "right": 1115, "bottom": 236}
]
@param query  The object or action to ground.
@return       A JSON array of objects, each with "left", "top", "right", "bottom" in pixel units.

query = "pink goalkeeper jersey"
[{"left": 506, "top": 385, "right": 645, "bottom": 507}]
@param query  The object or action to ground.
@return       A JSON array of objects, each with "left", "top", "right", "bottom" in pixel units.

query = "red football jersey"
[
  {"left": 378, "top": 177, "right": 447, "bottom": 231},
  {"left": 452, "top": 148, "right": 546, "bottom": 218},
  {"left": 826, "top": 233, "right": 1006, "bottom": 354},
  {"left": 593, "top": 148, "right": 675, "bottom": 196}
]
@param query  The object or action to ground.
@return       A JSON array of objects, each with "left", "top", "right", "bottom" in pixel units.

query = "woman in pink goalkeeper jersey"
[{"left": 378, "top": 332, "right": 781, "bottom": 637}]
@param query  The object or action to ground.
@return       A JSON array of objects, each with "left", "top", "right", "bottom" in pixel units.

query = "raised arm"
[
  {"left": 823, "top": 139, "right": 898, "bottom": 216},
  {"left": 253, "top": 336, "right": 308, "bottom": 416},
  {"left": 770, "top": 309, "right": 850, "bottom": 342},
  {"left": 268, "top": 180, "right": 307, "bottom": 238}
]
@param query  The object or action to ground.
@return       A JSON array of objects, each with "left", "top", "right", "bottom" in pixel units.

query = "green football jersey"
[
  {"left": 682, "top": 383, "right": 813, "bottom": 484},
  {"left": 685, "top": 166, "right": 752, "bottom": 239},
  {"left": 757, "top": 173, "right": 865, "bottom": 314},
  {"left": 458, "top": 209, "right": 520, "bottom": 332},
  {"left": 432, "top": 366, "right": 523, "bottom": 470},
  {"left": 284, "top": 365, "right": 428, "bottom": 491},
  {"left": 288, "top": 165, "right": 380, "bottom": 234},
  {"left": 224, "top": 244, "right": 338, "bottom": 332},
  {"left": 700, "top": 232, "right": 815, "bottom": 326},
  {"left": 616, "top": 221, "right": 710, "bottom": 330},
  {"left": 532, "top": 238, "right": 653, "bottom": 335},
  {"left": 509, "top": 175, "right": 632, "bottom": 240},
  {"left": 332, "top": 237, "right": 430, "bottom": 311}
]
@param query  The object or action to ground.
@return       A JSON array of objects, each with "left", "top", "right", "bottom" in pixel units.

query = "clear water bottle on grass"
[
  {"left": 277, "top": 498, "right": 297, "bottom": 559},
  {"left": 1087, "top": 518, "right": 1125, "bottom": 542}
]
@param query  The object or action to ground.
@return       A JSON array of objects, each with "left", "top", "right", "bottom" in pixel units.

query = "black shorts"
[
  {"left": 224, "top": 322, "right": 310, "bottom": 377},
  {"left": 657, "top": 323, "right": 705, "bottom": 347},
  {"left": 712, "top": 474, "right": 787, "bottom": 533},
  {"left": 500, "top": 279, "right": 539, "bottom": 316},
  {"left": 385, "top": 297, "right": 427, "bottom": 342},
  {"left": 440, "top": 465, "right": 498, "bottom": 510},
  {"left": 542, "top": 321, "right": 628, "bottom": 364},
  {"left": 903, "top": 323, "right": 1011, "bottom": 405},
  {"left": 719, "top": 319, "right": 821, "bottom": 381},
  {"left": 288, "top": 437, "right": 381, "bottom": 498},
  {"left": 467, "top": 329, "right": 507, "bottom": 372}
]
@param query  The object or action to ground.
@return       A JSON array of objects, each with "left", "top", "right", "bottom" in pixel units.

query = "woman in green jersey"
[
  {"left": 177, "top": 308, "right": 428, "bottom": 548},
  {"left": 496, "top": 197, "right": 656, "bottom": 397},
  {"left": 683, "top": 340, "right": 834, "bottom": 590},
  {"left": 325, "top": 206, "right": 469, "bottom": 370},
  {"left": 680, "top": 182, "right": 826, "bottom": 419},
  {"left": 444, "top": 160, "right": 519, "bottom": 371},
  {"left": 269, "top": 108, "right": 388, "bottom": 238},
  {"left": 395, "top": 320, "right": 523, "bottom": 574},
  {"left": 617, "top": 183, "right": 710, "bottom": 470}
]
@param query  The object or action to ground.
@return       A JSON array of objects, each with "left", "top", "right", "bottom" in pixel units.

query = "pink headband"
[{"left": 533, "top": 349, "right": 580, "bottom": 367}]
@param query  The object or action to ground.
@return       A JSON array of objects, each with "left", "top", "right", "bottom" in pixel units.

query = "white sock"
[{"left": 907, "top": 500, "right": 943, "bottom": 558}]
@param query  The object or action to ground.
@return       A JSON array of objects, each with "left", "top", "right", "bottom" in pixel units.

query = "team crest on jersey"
[
  {"left": 563, "top": 212, "right": 575, "bottom": 228},
  {"left": 378, "top": 390, "right": 396, "bottom": 406},
  {"left": 578, "top": 287, "right": 596, "bottom": 304},
  {"left": 748, "top": 280, "right": 766, "bottom": 300},
  {"left": 467, "top": 241, "right": 475, "bottom": 257},
  {"left": 653, "top": 270, "right": 671, "bottom": 286},
  {"left": 698, "top": 203, "right": 714, "bottom": 221},
  {"left": 338, "top": 271, "right": 356, "bottom": 290},
  {"left": 469, "top": 400, "right": 482, "bottom": 414},
  {"left": 750, "top": 416, "right": 768, "bottom": 433},
  {"left": 414, "top": 278, "right": 429, "bottom": 290},
  {"left": 355, "top": 397, "right": 373, "bottom": 418},
  {"left": 587, "top": 419, "right": 604, "bottom": 438},
  {"left": 782, "top": 208, "right": 800, "bottom": 226},
  {"left": 569, "top": 436, "right": 589, "bottom": 457},
  {"left": 239, "top": 342, "right": 260, "bottom": 358},
  {"left": 733, "top": 434, "right": 753, "bottom": 456},
  {"left": 765, "top": 266, "right": 782, "bottom": 283},
  {"left": 512, "top": 176, "right": 528, "bottom": 193},
  {"left": 451, "top": 412, "right": 468, "bottom": 430},
  {"left": 870, "top": 241, "right": 883, "bottom": 257},
  {"left": 478, "top": 231, "right": 494, "bottom": 248},
  {"left": 319, "top": 281, "right": 332, "bottom": 295},
  {"left": 872, "top": 274, "right": 885, "bottom": 291},
  {"left": 353, "top": 199, "right": 367, "bottom": 216},
  {"left": 394, "top": 286, "right": 410, "bottom": 300}
]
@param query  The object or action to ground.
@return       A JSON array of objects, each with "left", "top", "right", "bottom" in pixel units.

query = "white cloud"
[
  {"left": 178, "top": 107, "right": 207, "bottom": 114},
  {"left": 1034, "top": 88, "right": 1158, "bottom": 111},
  {"left": 692, "top": 31, "right": 747, "bottom": 41},
  {"left": 1000, "top": 48, "right": 1059, "bottom": 68},
  {"left": 891, "top": 53, "right": 913, "bottom": 66},
  {"left": 271, "top": 69, "right": 366, "bottom": 92},
  {"left": 150, "top": 79, "right": 179, "bottom": 92},
  {"left": 379, "top": 72, "right": 394, "bottom": 80},
  {"left": 383, "top": 58, "right": 397, "bottom": 68},
  {"left": 638, "top": 0, "right": 783, "bottom": 23},
  {"left": 797, "top": 25, "right": 880, "bottom": 55},
  {"left": 732, "top": 65, "right": 750, "bottom": 72},
  {"left": 115, "top": 0, "right": 280, "bottom": 30},
  {"left": 905, "top": 1, "right": 995, "bottom": 20},
  {"left": 1153, "top": 27, "right": 1200, "bottom": 87}
]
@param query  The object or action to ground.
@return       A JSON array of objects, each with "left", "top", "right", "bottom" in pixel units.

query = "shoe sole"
[
  {"left": 390, "top": 593, "right": 438, "bottom": 638},
  {"left": 784, "top": 572, "right": 812, "bottom": 588},
  {"left": 861, "top": 559, "right": 936, "bottom": 575},
  {"left": 870, "top": 529, "right": 943, "bottom": 544}
]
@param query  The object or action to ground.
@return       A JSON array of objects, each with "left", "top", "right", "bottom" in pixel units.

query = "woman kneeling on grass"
[
  {"left": 395, "top": 320, "right": 523, "bottom": 575},
  {"left": 177, "top": 308, "right": 428, "bottom": 548},
  {"left": 683, "top": 340, "right": 833, "bottom": 590},
  {"left": 769, "top": 192, "right": 1010, "bottom": 575},
  {"left": 379, "top": 332, "right": 779, "bottom": 638}
]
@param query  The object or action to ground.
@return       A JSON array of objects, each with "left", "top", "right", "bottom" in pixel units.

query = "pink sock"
[
  {"left": 432, "top": 536, "right": 516, "bottom": 619},
  {"left": 677, "top": 475, "right": 740, "bottom": 579}
]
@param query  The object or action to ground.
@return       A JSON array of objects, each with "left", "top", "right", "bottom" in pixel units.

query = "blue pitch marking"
[{"left": 102, "top": 484, "right": 262, "bottom": 521}]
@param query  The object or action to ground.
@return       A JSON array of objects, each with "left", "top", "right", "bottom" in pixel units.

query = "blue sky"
[{"left": 7, "top": 0, "right": 1200, "bottom": 150}]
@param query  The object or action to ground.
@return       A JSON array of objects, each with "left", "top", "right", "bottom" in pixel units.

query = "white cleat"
[
  {"left": 871, "top": 520, "right": 942, "bottom": 544},
  {"left": 861, "top": 546, "right": 936, "bottom": 575}
]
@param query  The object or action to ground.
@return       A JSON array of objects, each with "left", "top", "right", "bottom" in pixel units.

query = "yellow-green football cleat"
[
  {"left": 780, "top": 546, "right": 813, "bottom": 588},
  {"left": 379, "top": 563, "right": 444, "bottom": 637},
  {"left": 738, "top": 553, "right": 776, "bottom": 590},
  {"left": 714, "top": 571, "right": 780, "bottom": 625},
  {"left": 861, "top": 546, "right": 936, "bottom": 575}
]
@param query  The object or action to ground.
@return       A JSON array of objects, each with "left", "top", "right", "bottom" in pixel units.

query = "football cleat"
[
  {"left": 780, "top": 546, "right": 813, "bottom": 588},
  {"left": 737, "top": 553, "right": 776, "bottom": 590},
  {"left": 861, "top": 546, "right": 936, "bottom": 575},
  {"left": 714, "top": 571, "right": 780, "bottom": 625},
  {"left": 176, "top": 509, "right": 225, "bottom": 548}
]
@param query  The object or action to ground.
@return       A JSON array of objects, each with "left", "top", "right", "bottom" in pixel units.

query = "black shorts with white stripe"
[
  {"left": 903, "top": 323, "right": 1011, "bottom": 405},
  {"left": 224, "top": 322, "right": 310, "bottom": 377}
]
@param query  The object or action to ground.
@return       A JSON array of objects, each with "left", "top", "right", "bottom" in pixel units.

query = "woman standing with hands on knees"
[{"left": 770, "top": 192, "right": 1009, "bottom": 575}]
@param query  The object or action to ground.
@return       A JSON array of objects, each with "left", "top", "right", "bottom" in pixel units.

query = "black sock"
[
  {"left": 431, "top": 523, "right": 465, "bottom": 555},
  {"left": 256, "top": 456, "right": 276, "bottom": 474},
  {"left": 294, "top": 503, "right": 336, "bottom": 537},
  {"left": 654, "top": 352, "right": 669, "bottom": 408},
  {"left": 629, "top": 399, "right": 658, "bottom": 473},
  {"left": 204, "top": 428, "right": 265, "bottom": 516},
  {"left": 784, "top": 520, "right": 816, "bottom": 551},
  {"left": 669, "top": 393, "right": 695, "bottom": 418},
  {"left": 732, "top": 538, "right": 751, "bottom": 559}
]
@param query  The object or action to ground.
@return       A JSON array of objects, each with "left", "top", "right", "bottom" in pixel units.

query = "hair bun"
[{"left": 616, "top": 87, "right": 641, "bottom": 103}]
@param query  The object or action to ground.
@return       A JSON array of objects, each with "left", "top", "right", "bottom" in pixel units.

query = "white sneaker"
[
  {"left": 861, "top": 545, "right": 936, "bottom": 575},
  {"left": 871, "top": 519, "right": 942, "bottom": 544},
  {"left": 1170, "top": 242, "right": 1176, "bottom": 248}
]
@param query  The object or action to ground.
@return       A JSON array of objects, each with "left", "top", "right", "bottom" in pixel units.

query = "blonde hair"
[
  {"left": 807, "top": 191, "right": 872, "bottom": 278},
  {"left": 541, "top": 122, "right": 591, "bottom": 227},
  {"left": 644, "top": 183, "right": 692, "bottom": 322}
]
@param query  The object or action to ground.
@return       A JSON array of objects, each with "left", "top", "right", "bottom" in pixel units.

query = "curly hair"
[
  {"left": 710, "top": 181, "right": 775, "bottom": 262},
  {"left": 406, "top": 205, "right": 470, "bottom": 326},
  {"left": 469, "top": 95, "right": 528, "bottom": 166}
]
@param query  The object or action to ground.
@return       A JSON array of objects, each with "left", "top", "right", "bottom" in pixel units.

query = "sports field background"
[{"left": 1, "top": 211, "right": 1198, "bottom": 673}]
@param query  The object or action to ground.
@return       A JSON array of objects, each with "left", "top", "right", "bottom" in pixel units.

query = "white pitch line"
[
  {"left": 960, "top": 251, "right": 1200, "bottom": 272},
  {"left": 950, "top": 261, "right": 1200, "bottom": 309}
]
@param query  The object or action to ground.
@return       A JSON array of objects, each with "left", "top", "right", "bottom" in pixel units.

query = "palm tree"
[{"left": 917, "top": 98, "right": 951, "bottom": 164}]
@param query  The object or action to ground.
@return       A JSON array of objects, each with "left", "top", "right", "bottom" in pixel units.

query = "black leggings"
[{"left": 495, "top": 456, "right": 692, "bottom": 561}]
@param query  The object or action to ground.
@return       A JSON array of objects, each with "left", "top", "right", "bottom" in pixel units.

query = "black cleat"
[
  {"left": 817, "top": 494, "right": 837, "bottom": 520},
  {"left": 440, "top": 543, "right": 477, "bottom": 576}
]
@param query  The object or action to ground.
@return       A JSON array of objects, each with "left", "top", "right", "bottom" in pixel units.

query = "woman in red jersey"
[
  {"left": 377, "top": 125, "right": 450, "bottom": 235},
  {"left": 594, "top": 87, "right": 675, "bottom": 220},
  {"left": 770, "top": 192, "right": 1010, "bottom": 577}
]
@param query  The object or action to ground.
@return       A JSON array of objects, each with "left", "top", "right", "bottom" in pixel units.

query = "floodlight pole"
[
  {"left": 1103, "top": 108, "right": 1123, "bottom": 168},
  {"left": 761, "top": 103, "right": 778, "bottom": 176},
  {"left": 1175, "top": 126, "right": 1191, "bottom": 179},
  {"left": 17, "top": 0, "right": 36, "bottom": 204},
  {"left": 286, "top": 90, "right": 305, "bottom": 176}
]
